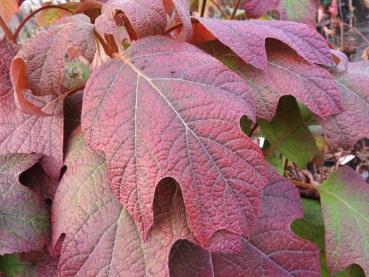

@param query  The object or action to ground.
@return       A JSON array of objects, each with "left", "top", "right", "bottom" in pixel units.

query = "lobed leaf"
[
  {"left": 12, "top": 14, "right": 95, "bottom": 97},
  {"left": 0, "top": 39, "right": 64, "bottom": 178},
  {"left": 82, "top": 35, "right": 268, "bottom": 249},
  {"left": 52, "top": 134, "right": 194, "bottom": 276},
  {"left": 196, "top": 18, "right": 332, "bottom": 71},
  {"left": 169, "top": 167, "right": 320, "bottom": 276},
  {"left": 317, "top": 166, "right": 369, "bottom": 275},
  {"left": 0, "top": 154, "right": 49, "bottom": 255},
  {"left": 320, "top": 61, "right": 369, "bottom": 148},
  {"left": 202, "top": 41, "right": 342, "bottom": 121},
  {"left": 96, "top": 0, "right": 167, "bottom": 40}
]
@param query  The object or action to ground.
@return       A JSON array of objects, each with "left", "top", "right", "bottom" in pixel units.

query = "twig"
[
  {"left": 248, "top": 123, "right": 258, "bottom": 137},
  {"left": 0, "top": 16, "right": 15, "bottom": 42},
  {"left": 230, "top": 0, "right": 241, "bottom": 19},
  {"left": 13, "top": 5, "right": 74, "bottom": 41},
  {"left": 200, "top": 0, "right": 207, "bottom": 17},
  {"left": 209, "top": 0, "right": 227, "bottom": 18}
]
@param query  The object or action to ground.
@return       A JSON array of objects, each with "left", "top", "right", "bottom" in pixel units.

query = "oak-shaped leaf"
[
  {"left": 96, "top": 0, "right": 167, "bottom": 40},
  {"left": 196, "top": 17, "right": 332, "bottom": 71},
  {"left": 292, "top": 199, "right": 366, "bottom": 277},
  {"left": 320, "top": 61, "right": 369, "bottom": 148},
  {"left": 52, "top": 134, "right": 195, "bottom": 276},
  {"left": 202, "top": 41, "right": 342, "bottom": 121},
  {"left": 0, "top": 39, "right": 64, "bottom": 178},
  {"left": 317, "top": 166, "right": 369, "bottom": 275},
  {"left": 81, "top": 36, "right": 268, "bottom": 249},
  {"left": 11, "top": 14, "right": 95, "bottom": 97},
  {"left": 0, "top": 153, "right": 50, "bottom": 255},
  {"left": 169, "top": 167, "right": 320, "bottom": 276}
]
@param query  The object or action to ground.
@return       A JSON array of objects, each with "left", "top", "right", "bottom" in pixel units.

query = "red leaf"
[
  {"left": 197, "top": 18, "right": 332, "bottom": 70},
  {"left": 320, "top": 61, "right": 369, "bottom": 148},
  {"left": 0, "top": 39, "right": 64, "bottom": 178},
  {"left": 0, "top": 154, "right": 50, "bottom": 255},
  {"left": 81, "top": 36, "right": 268, "bottom": 249},
  {"left": 52, "top": 134, "right": 194, "bottom": 276},
  {"left": 243, "top": 0, "right": 279, "bottom": 18},
  {"left": 203, "top": 42, "right": 342, "bottom": 120},
  {"left": 96, "top": 0, "right": 167, "bottom": 40},
  {"left": 12, "top": 14, "right": 95, "bottom": 97},
  {"left": 169, "top": 168, "right": 321, "bottom": 276}
]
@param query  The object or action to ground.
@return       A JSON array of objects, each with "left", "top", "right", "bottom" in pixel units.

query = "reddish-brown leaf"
[
  {"left": 202, "top": 42, "right": 342, "bottom": 121},
  {"left": 52, "top": 134, "right": 194, "bottom": 276},
  {"left": 12, "top": 14, "right": 95, "bottom": 97},
  {"left": 0, "top": 39, "right": 64, "bottom": 178},
  {"left": 96, "top": 0, "right": 167, "bottom": 40},
  {"left": 320, "top": 61, "right": 369, "bottom": 148},
  {"left": 197, "top": 18, "right": 332, "bottom": 70},
  {"left": 169, "top": 168, "right": 321, "bottom": 276},
  {"left": 82, "top": 36, "right": 268, "bottom": 249},
  {"left": 0, "top": 154, "right": 50, "bottom": 255}
]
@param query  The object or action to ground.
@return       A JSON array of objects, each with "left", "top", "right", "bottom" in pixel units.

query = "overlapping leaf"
[
  {"left": 169, "top": 168, "right": 320, "bottom": 276},
  {"left": 163, "top": 0, "right": 192, "bottom": 40},
  {"left": 52, "top": 134, "right": 194, "bottom": 276},
  {"left": 243, "top": 0, "right": 319, "bottom": 25},
  {"left": 320, "top": 61, "right": 369, "bottom": 148},
  {"left": 243, "top": 0, "right": 279, "bottom": 18},
  {"left": 259, "top": 97, "right": 320, "bottom": 168},
  {"left": 0, "top": 0, "right": 19, "bottom": 22},
  {"left": 196, "top": 18, "right": 332, "bottom": 70},
  {"left": 278, "top": 0, "right": 320, "bottom": 26},
  {"left": 82, "top": 35, "right": 268, "bottom": 249},
  {"left": 317, "top": 167, "right": 369, "bottom": 275},
  {"left": 292, "top": 199, "right": 366, "bottom": 277},
  {"left": 12, "top": 14, "right": 95, "bottom": 97},
  {"left": 0, "top": 39, "right": 64, "bottom": 178},
  {"left": 0, "top": 153, "right": 49, "bottom": 255},
  {"left": 202, "top": 41, "right": 342, "bottom": 120},
  {"left": 96, "top": 0, "right": 167, "bottom": 40}
]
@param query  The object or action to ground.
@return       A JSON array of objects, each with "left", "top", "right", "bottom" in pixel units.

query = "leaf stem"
[
  {"left": 230, "top": 0, "right": 241, "bottom": 19},
  {"left": 248, "top": 123, "right": 258, "bottom": 137},
  {"left": 0, "top": 16, "right": 15, "bottom": 42},
  {"left": 13, "top": 5, "right": 74, "bottom": 41}
]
